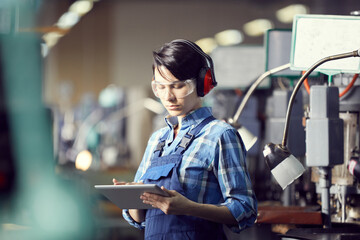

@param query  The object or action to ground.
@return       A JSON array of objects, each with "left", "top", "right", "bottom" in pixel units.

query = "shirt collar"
[{"left": 164, "top": 107, "right": 213, "bottom": 129}]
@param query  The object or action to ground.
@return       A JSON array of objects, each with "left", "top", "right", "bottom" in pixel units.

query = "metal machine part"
[
  {"left": 333, "top": 74, "right": 360, "bottom": 225},
  {"left": 306, "top": 86, "right": 344, "bottom": 167},
  {"left": 306, "top": 86, "right": 344, "bottom": 228},
  {"left": 309, "top": 77, "right": 360, "bottom": 226},
  {"left": 330, "top": 110, "right": 360, "bottom": 224}
]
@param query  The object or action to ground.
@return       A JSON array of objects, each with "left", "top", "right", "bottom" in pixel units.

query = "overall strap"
[
  {"left": 175, "top": 116, "right": 216, "bottom": 154},
  {"left": 153, "top": 130, "right": 170, "bottom": 158}
]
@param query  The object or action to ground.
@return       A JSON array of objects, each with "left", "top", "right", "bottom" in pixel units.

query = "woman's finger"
[
  {"left": 161, "top": 186, "right": 177, "bottom": 197},
  {"left": 112, "top": 178, "right": 126, "bottom": 185},
  {"left": 127, "top": 181, "right": 144, "bottom": 185}
]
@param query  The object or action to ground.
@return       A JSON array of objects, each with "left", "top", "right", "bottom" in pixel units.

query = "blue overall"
[{"left": 141, "top": 116, "right": 227, "bottom": 240}]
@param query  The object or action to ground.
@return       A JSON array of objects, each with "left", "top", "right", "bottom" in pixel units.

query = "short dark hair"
[{"left": 152, "top": 40, "right": 207, "bottom": 82}]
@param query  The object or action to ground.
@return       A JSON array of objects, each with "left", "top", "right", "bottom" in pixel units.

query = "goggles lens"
[{"left": 151, "top": 79, "right": 195, "bottom": 99}]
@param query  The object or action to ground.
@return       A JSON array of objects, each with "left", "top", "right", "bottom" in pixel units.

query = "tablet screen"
[{"left": 95, "top": 184, "right": 169, "bottom": 209}]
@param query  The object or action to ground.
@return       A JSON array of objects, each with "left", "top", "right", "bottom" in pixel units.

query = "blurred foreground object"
[{"left": 0, "top": 1, "right": 95, "bottom": 239}]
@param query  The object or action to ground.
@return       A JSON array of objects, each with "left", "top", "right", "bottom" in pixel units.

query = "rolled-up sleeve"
[
  {"left": 216, "top": 129, "right": 258, "bottom": 232},
  {"left": 122, "top": 209, "right": 146, "bottom": 230}
]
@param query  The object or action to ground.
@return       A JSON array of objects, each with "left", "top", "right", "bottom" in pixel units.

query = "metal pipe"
[
  {"left": 231, "top": 63, "right": 291, "bottom": 123},
  {"left": 319, "top": 167, "right": 332, "bottom": 228}
]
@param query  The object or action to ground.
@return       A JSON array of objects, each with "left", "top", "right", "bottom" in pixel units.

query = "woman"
[{"left": 113, "top": 39, "right": 257, "bottom": 239}]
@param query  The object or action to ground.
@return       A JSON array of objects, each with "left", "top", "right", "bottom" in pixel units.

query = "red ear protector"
[{"left": 171, "top": 39, "right": 217, "bottom": 97}]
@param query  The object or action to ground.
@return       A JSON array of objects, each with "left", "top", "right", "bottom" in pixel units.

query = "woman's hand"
[
  {"left": 140, "top": 186, "right": 196, "bottom": 215},
  {"left": 113, "top": 178, "right": 144, "bottom": 185}
]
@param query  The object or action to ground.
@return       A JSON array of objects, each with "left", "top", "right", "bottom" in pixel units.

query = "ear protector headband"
[{"left": 171, "top": 39, "right": 217, "bottom": 97}]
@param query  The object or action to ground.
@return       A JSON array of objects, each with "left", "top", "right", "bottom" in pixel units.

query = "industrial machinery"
[
  {"left": 212, "top": 13, "right": 360, "bottom": 239},
  {"left": 320, "top": 73, "right": 360, "bottom": 225},
  {"left": 290, "top": 14, "right": 360, "bottom": 229}
]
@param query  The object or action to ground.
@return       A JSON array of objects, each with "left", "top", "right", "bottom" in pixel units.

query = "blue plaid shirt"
[{"left": 122, "top": 107, "right": 257, "bottom": 232}]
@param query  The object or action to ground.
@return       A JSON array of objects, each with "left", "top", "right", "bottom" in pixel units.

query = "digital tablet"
[{"left": 94, "top": 184, "right": 169, "bottom": 209}]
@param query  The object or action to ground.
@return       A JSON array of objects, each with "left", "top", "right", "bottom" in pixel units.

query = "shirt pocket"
[
  {"left": 182, "top": 156, "right": 211, "bottom": 190},
  {"left": 141, "top": 162, "right": 176, "bottom": 181}
]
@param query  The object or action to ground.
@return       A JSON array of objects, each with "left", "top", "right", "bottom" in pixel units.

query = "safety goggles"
[{"left": 151, "top": 79, "right": 195, "bottom": 99}]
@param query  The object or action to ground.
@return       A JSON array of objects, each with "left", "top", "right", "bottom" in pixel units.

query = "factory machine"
[
  {"left": 213, "top": 13, "right": 360, "bottom": 239},
  {"left": 289, "top": 15, "right": 360, "bottom": 231},
  {"left": 266, "top": 18, "right": 360, "bottom": 228},
  {"left": 322, "top": 73, "right": 360, "bottom": 225}
]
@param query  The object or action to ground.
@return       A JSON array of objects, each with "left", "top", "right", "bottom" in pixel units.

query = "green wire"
[
  {"left": 290, "top": 79, "right": 294, "bottom": 88},
  {"left": 328, "top": 74, "right": 333, "bottom": 85}
]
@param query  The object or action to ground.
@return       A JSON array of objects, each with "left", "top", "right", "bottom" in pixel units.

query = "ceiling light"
[
  {"left": 42, "top": 32, "right": 64, "bottom": 48},
  {"left": 69, "top": 0, "right": 94, "bottom": 16},
  {"left": 243, "top": 19, "right": 273, "bottom": 37},
  {"left": 57, "top": 11, "right": 80, "bottom": 29},
  {"left": 195, "top": 38, "right": 218, "bottom": 54},
  {"left": 214, "top": 29, "right": 243, "bottom": 46},
  {"left": 276, "top": 4, "right": 309, "bottom": 23}
]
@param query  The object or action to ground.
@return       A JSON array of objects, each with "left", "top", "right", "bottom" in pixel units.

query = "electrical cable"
[
  {"left": 339, "top": 73, "right": 359, "bottom": 97},
  {"left": 303, "top": 71, "right": 310, "bottom": 94},
  {"left": 277, "top": 78, "right": 287, "bottom": 91},
  {"left": 303, "top": 72, "right": 359, "bottom": 97}
]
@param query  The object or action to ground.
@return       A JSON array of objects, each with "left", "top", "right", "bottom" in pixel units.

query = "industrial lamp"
[
  {"left": 228, "top": 63, "right": 290, "bottom": 151},
  {"left": 263, "top": 48, "right": 360, "bottom": 190},
  {"left": 263, "top": 143, "right": 305, "bottom": 190}
]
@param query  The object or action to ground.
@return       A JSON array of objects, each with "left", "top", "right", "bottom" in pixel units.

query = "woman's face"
[{"left": 154, "top": 66, "right": 202, "bottom": 119}]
